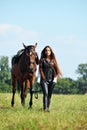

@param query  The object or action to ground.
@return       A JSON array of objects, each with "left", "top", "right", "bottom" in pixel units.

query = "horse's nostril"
[{"left": 28, "top": 67, "right": 34, "bottom": 73}]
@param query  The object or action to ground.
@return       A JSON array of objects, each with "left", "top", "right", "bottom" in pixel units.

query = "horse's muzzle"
[{"left": 27, "top": 67, "right": 34, "bottom": 73}]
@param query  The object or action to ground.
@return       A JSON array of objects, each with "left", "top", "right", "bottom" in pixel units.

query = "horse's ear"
[
  {"left": 23, "top": 43, "right": 27, "bottom": 48},
  {"left": 34, "top": 43, "right": 37, "bottom": 48}
]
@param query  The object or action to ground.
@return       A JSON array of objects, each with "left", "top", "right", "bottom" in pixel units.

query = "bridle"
[{"left": 24, "top": 46, "right": 37, "bottom": 73}]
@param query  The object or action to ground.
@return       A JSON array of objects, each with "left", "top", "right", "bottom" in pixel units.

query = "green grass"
[{"left": 0, "top": 93, "right": 87, "bottom": 130}]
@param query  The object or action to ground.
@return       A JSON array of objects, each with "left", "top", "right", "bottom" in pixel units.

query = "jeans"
[{"left": 40, "top": 80, "right": 55, "bottom": 110}]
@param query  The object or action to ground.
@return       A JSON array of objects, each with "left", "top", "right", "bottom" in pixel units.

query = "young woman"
[{"left": 39, "top": 46, "right": 62, "bottom": 112}]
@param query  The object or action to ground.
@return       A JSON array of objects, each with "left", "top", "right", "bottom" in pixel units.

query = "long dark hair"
[{"left": 41, "top": 46, "right": 56, "bottom": 60}]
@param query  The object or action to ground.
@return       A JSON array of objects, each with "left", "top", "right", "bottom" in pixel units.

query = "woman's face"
[{"left": 45, "top": 47, "right": 51, "bottom": 57}]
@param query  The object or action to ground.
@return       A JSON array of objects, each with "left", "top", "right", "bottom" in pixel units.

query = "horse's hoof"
[
  {"left": 21, "top": 100, "right": 25, "bottom": 107},
  {"left": 21, "top": 103, "right": 25, "bottom": 107},
  {"left": 11, "top": 102, "right": 14, "bottom": 107},
  {"left": 28, "top": 106, "right": 32, "bottom": 110},
  {"left": 35, "top": 94, "right": 38, "bottom": 99},
  {"left": 11, "top": 104, "right": 14, "bottom": 107}
]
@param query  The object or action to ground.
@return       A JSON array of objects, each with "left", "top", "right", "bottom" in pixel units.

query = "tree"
[
  {"left": 54, "top": 78, "right": 78, "bottom": 94},
  {"left": 76, "top": 63, "right": 87, "bottom": 94},
  {"left": 76, "top": 63, "right": 87, "bottom": 81},
  {"left": 0, "top": 56, "right": 11, "bottom": 84}
]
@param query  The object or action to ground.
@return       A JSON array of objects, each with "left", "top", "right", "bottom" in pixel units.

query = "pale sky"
[{"left": 0, "top": 0, "right": 87, "bottom": 80}]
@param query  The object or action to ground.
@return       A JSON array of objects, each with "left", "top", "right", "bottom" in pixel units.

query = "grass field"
[{"left": 0, "top": 93, "right": 87, "bottom": 130}]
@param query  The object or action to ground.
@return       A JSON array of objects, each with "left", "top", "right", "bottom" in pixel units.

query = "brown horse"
[{"left": 11, "top": 43, "right": 39, "bottom": 108}]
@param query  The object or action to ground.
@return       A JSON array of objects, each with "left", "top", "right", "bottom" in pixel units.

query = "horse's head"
[{"left": 23, "top": 43, "right": 38, "bottom": 73}]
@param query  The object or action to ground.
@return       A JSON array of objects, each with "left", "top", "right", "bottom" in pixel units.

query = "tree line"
[{"left": 0, "top": 56, "right": 87, "bottom": 94}]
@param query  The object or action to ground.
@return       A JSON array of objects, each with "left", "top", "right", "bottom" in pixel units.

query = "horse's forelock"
[
  {"left": 27, "top": 45, "right": 35, "bottom": 51},
  {"left": 23, "top": 42, "right": 37, "bottom": 50}
]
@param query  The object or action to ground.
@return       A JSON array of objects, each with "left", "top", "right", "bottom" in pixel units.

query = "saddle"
[{"left": 12, "top": 49, "right": 24, "bottom": 65}]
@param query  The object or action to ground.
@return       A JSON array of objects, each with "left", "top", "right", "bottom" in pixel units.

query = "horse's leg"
[
  {"left": 20, "top": 82, "right": 25, "bottom": 106},
  {"left": 29, "top": 83, "right": 34, "bottom": 109},
  {"left": 24, "top": 80, "right": 30, "bottom": 98},
  {"left": 11, "top": 77, "right": 16, "bottom": 107},
  {"left": 21, "top": 80, "right": 29, "bottom": 106}
]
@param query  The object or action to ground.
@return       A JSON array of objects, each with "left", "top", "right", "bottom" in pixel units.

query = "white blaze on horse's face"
[
  {"left": 30, "top": 51, "right": 32, "bottom": 56},
  {"left": 28, "top": 55, "right": 35, "bottom": 73}
]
